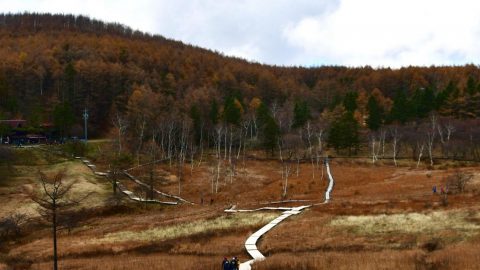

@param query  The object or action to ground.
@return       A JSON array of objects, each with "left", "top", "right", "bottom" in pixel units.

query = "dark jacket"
[{"left": 222, "top": 259, "right": 229, "bottom": 270}]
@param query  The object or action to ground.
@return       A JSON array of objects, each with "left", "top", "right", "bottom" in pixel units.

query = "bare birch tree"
[
  {"left": 389, "top": 125, "right": 401, "bottom": 166},
  {"left": 112, "top": 112, "right": 128, "bottom": 156},
  {"left": 369, "top": 132, "right": 381, "bottom": 164},
  {"left": 426, "top": 113, "right": 437, "bottom": 166},
  {"left": 306, "top": 121, "right": 315, "bottom": 180},
  {"left": 437, "top": 117, "right": 456, "bottom": 158}
]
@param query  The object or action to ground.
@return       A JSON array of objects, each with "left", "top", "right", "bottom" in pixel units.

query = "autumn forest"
[
  {"left": 4, "top": 11, "right": 480, "bottom": 270},
  {"left": 1, "top": 13, "right": 480, "bottom": 162}
]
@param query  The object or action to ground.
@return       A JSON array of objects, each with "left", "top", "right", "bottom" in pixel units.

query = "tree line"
[
  {"left": 1, "top": 13, "right": 480, "bottom": 167},
  {"left": 101, "top": 81, "right": 480, "bottom": 201}
]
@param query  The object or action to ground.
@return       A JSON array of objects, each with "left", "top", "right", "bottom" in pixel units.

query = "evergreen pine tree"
[
  {"left": 53, "top": 103, "right": 75, "bottom": 139},
  {"left": 343, "top": 91, "right": 358, "bottom": 113},
  {"left": 466, "top": 76, "right": 477, "bottom": 96},
  {"left": 189, "top": 105, "right": 202, "bottom": 143},
  {"left": 256, "top": 102, "right": 280, "bottom": 155},
  {"left": 262, "top": 116, "right": 280, "bottom": 155},
  {"left": 209, "top": 100, "right": 219, "bottom": 125},
  {"left": 421, "top": 87, "right": 435, "bottom": 116},
  {"left": 327, "top": 112, "right": 359, "bottom": 155},
  {"left": 409, "top": 89, "right": 424, "bottom": 119},
  {"left": 366, "top": 95, "right": 383, "bottom": 130},
  {"left": 292, "top": 100, "right": 310, "bottom": 128},
  {"left": 64, "top": 62, "right": 76, "bottom": 104},
  {"left": 388, "top": 90, "right": 408, "bottom": 124},
  {"left": 223, "top": 96, "right": 242, "bottom": 126}
]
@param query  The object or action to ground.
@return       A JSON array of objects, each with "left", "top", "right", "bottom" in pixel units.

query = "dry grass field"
[{"left": 2, "top": 147, "right": 480, "bottom": 269}]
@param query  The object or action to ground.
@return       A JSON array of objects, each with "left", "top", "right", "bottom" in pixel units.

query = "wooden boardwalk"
[{"left": 237, "top": 159, "right": 335, "bottom": 270}]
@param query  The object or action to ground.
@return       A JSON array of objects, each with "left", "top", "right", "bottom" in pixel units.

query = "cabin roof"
[{"left": 0, "top": 119, "right": 26, "bottom": 128}]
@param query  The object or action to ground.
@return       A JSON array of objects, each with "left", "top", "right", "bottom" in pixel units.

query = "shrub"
[
  {"left": 0, "top": 213, "right": 27, "bottom": 240},
  {"left": 63, "top": 140, "right": 88, "bottom": 157},
  {"left": 446, "top": 171, "right": 473, "bottom": 194}
]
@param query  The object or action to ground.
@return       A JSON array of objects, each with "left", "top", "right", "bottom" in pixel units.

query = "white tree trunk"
[
  {"left": 282, "top": 163, "right": 291, "bottom": 199},
  {"left": 136, "top": 117, "right": 146, "bottom": 166},
  {"left": 370, "top": 135, "right": 378, "bottom": 164},
  {"left": 417, "top": 143, "right": 425, "bottom": 168},
  {"left": 380, "top": 129, "right": 387, "bottom": 157},
  {"left": 306, "top": 121, "right": 315, "bottom": 180}
]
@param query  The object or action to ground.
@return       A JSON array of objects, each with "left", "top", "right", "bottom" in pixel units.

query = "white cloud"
[{"left": 283, "top": 0, "right": 480, "bottom": 67}]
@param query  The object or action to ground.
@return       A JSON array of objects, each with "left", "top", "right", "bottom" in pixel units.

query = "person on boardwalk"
[
  {"left": 222, "top": 257, "right": 229, "bottom": 270},
  {"left": 230, "top": 257, "right": 239, "bottom": 270},
  {"left": 432, "top": 185, "right": 437, "bottom": 194}
]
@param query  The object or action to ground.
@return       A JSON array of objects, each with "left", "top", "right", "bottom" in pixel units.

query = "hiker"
[
  {"left": 222, "top": 257, "right": 229, "bottom": 270},
  {"left": 440, "top": 186, "right": 445, "bottom": 194},
  {"left": 230, "top": 257, "right": 239, "bottom": 270},
  {"left": 432, "top": 185, "right": 437, "bottom": 194}
]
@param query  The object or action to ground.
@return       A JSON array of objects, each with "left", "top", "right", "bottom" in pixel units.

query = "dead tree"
[
  {"left": 209, "top": 160, "right": 216, "bottom": 194},
  {"left": 167, "top": 122, "right": 175, "bottom": 167},
  {"left": 416, "top": 141, "right": 425, "bottom": 168},
  {"left": 379, "top": 128, "right": 387, "bottom": 157},
  {"left": 112, "top": 112, "right": 128, "bottom": 156},
  {"left": 389, "top": 125, "right": 402, "bottom": 166},
  {"left": 426, "top": 113, "right": 437, "bottom": 166},
  {"left": 437, "top": 117, "right": 456, "bottom": 158},
  {"left": 282, "top": 159, "right": 292, "bottom": 199},
  {"left": 189, "top": 134, "right": 197, "bottom": 175},
  {"left": 306, "top": 121, "right": 315, "bottom": 180},
  {"left": 107, "top": 152, "right": 132, "bottom": 195},
  {"left": 213, "top": 126, "right": 223, "bottom": 193},
  {"left": 405, "top": 123, "right": 426, "bottom": 168},
  {"left": 197, "top": 121, "right": 204, "bottom": 167},
  {"left": 147, "top": 133, "right": 158, "bottom": 200},
  {"left": 315, "top": 129, "right": 324, "bottom": 168},
  {"left": 176, "top": 119, "right": 190, "bottom": 195},
  {"left": 314, "top": 126, "right": 325, "bottom": 181},
  {"left": 369, "top": 132, "right": 381, "bottom": 164},
  {"left": 134, "top": 116, "right": 146, "bottom": 166},
  {"left": 30, "top": 171, "right": 83, "bottom": 270},
  {"left": 279, "top": 134, "right": 297, "bottom": 199}
]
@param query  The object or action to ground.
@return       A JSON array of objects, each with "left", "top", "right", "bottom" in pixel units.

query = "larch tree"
[{"left": 30, "top": 171, "right": 85, "bottom": 270}]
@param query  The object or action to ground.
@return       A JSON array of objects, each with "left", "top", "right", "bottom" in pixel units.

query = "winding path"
[
  {"left": 237, "top": 205, "right": 311, "bottom": 270},
  {"left": 324, "top": 159, "right": 335, "bottom": 203},
  {"left": 76, "top": 157, "right": 183, "bottom": 205},
  {"left": 232, "top": 159, "right": 335, "bottom": 270},
  {"left": 122, "top": 171, "right": 194, "bottom": 204}
]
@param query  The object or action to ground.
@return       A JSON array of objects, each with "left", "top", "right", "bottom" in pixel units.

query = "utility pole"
[{"left": 83, "top": 108, "right": 89, "bottom": 142}]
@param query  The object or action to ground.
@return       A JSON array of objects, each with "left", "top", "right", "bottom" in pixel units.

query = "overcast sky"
[{"left": 2, "top": 0, "right": 480, "bottom": 68}]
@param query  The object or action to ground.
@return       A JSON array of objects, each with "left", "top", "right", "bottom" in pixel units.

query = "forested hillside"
[{"left": 1, "top": 13, "right": 480, "bottom": 161}]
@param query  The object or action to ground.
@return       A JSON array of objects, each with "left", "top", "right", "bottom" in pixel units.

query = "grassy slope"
[
  {"left": 2, "top": 146, "right": 480, "bottom": 269},
  {"left": 0, "top": 147, "right": 110, "bottom": 218}
]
